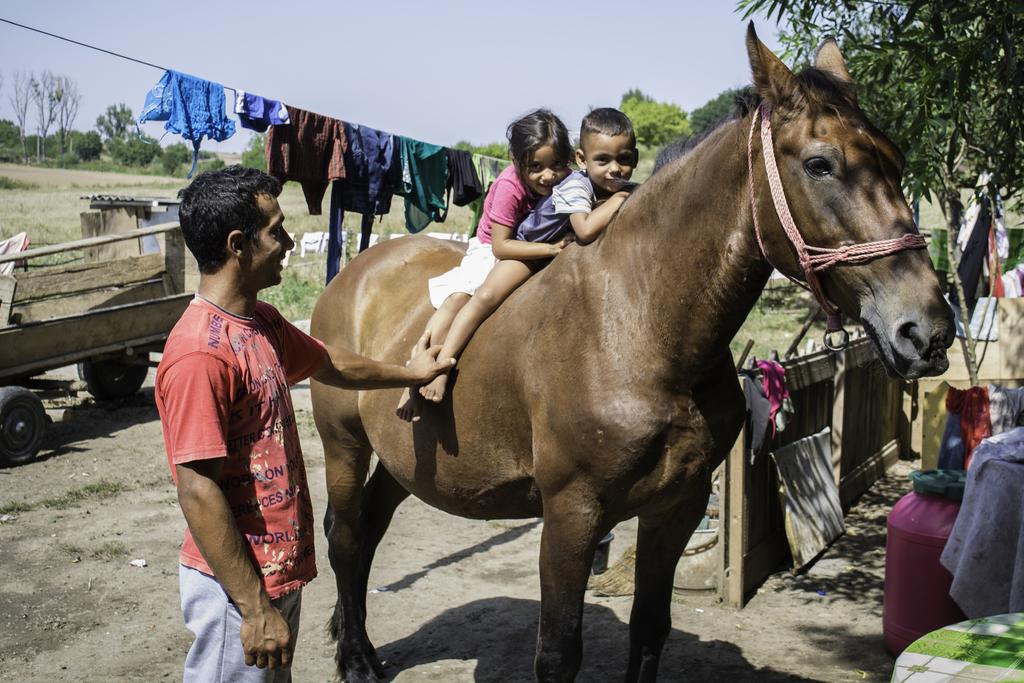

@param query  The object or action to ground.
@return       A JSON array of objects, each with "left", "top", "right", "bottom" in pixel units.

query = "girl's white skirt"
[{"left": 427, "top": 237, "right": 496, "bottom": 309}]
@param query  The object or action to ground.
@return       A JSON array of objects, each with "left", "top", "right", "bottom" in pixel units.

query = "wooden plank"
[
  {"left": 0, "top": 294, "right": 191, "bottom": 380},
  {"left": 741, "top": 531, "right": 790, "bottom": 597},
  {"left": 78, "top": 211, "right": 102, "bottom": 264},
  {"left": 0, "top": 275, "right": 15, "bottom": 327},
  {"left": 782, "top": 350, "right": 835, "bottom": 391},
  {"left": 1000, "top": 298, "right": 1024, "bottom": 379},
  {"left": 0, "top": 223, "right": 181, "bottom": 265},
  {"left": 839, "top": 439, "right": 899, "bottom": 509},
  {"left": 725, "top": 425, "right": 747, "bottom": 608},
  {"left": 11, "top": 280, "right": 168, "bottom": 323},
  {"left": 844, "top": 337, "right": 875, "bottom": 368},
  {"left": 830, "top": 346, "right": 847, "bottom": 485},
  {"left": 162, "top": 229, "right": 187, "bottom": 294},
  {"left": 13, "top": 253, "right": 165, "bottom": 301},
  {"left": 85, "top": 207, "right": 142, "bottom": 262},
  {"left": 771, "top": 427, "right": 845, "bottom": 570}
]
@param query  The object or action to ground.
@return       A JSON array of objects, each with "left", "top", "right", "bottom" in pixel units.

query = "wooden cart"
[{"left": 0, "top": 222, "right": 195, "bottom": 466}]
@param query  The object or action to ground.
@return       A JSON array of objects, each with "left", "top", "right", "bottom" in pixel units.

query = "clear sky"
[{"left": 0, "top": 1, "right": 782, "bottom": 154}]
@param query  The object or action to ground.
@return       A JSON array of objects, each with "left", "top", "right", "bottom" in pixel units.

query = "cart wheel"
[
  {"left": 0, "top": 387, "right": 46, "bottom": 467},
  {"left": 78, "top": 358, "right": 149, "bottom": 401}
]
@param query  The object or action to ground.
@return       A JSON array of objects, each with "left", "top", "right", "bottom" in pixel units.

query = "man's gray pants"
[{"left": 179, "top": 564, "right": 302, "bottom": 683}]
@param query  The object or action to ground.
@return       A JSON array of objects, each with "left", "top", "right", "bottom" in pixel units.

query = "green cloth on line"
[
  {"left": 468, "top": 153, "right": 510, "bottom": 238},
  {"left": 395, "top": 137, "right": 448, "bottom": 233}
]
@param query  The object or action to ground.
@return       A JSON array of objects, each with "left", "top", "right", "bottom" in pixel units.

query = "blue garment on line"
[
  {"left": 234, "top": 91, "right": 290, "bottom": 133},
  {"left": 326, "top": 124, "right": 396, "bottom": 283},
  {"left": 138, "top": 70, "right": 236, "bottom": 177},
  {"left": 937, "top": 410, "right": 965, "bottom": 470}
]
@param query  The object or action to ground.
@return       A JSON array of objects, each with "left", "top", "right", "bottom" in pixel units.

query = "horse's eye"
[{"left": 804, "top": 157, "right": 832, "bottom": 178}]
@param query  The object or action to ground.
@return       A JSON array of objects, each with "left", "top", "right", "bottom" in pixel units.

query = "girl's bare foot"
[{"left": 419, "top": 373, "right": 449, "bottom": 403}]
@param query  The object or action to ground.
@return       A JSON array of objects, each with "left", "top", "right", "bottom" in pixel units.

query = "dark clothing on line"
[
  {"left": 234, "top": 91, "right": 289, "bottom": 133},
  {"left": 267, "top": 106, "right": 348, "bottom": 215},
  {"left": 446, "top": 148, "right": 483, "bottom": 207},
  {"left": 325, "top": 124, "right": 397, "bottom": 282},
  {"left": 740, "top": 369, "right": 772, "bottom": 463},
  {"left": 394, "top": 137, "right": 449, "bottom": 233}
]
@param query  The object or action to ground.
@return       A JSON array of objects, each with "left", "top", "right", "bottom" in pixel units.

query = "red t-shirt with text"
[{"left": 155, "top": 297, "right": 328, "bottom": 598}]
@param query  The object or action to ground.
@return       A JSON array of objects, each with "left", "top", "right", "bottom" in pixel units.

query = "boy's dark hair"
[
  {"left": 177, "top": 165, "right": 282, "bottom": 273},
  {"left": 506, "top": 109, "right": 572, "bottom": 185},
  {"left": 580, "top": 108, "right": 636, "bottom": 148}
]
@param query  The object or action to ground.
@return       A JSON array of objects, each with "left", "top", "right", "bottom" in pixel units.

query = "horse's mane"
[{"left": 652, "top": 67, "right": 858, "bottom": 174}]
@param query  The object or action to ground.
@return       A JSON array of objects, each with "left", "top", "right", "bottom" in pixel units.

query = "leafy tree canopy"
[
  {"left": 95, "top": 103, "right": 135, "bottom": 142},
  {"left": 689, "top": 88, "right": 747, "bottom": 139},
  {"left": 619, "top": 89, "right": 690, "bottom": 147},
  {"left": 241, "top": 133, "right": 267, "bottom": 171},
  {"left": 453, "top": 140, "right": 509, "bottom": 160},
  {"left": 738, "top": 1, "right": 1024, "bottom": 226}
]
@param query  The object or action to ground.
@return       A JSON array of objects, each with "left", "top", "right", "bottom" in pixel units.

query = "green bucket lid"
[{"left": 910, "top": 469, "right": 967, "bottom": 501}]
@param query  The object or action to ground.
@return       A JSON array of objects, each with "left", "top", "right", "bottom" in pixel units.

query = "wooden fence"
[{"left": 719, "top": 337, "right": 907, "bottom": 608}]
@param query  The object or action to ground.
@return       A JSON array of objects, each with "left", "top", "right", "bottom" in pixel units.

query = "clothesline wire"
[{"left": 0, "top": 15, "right": 508, "bottom": 165}]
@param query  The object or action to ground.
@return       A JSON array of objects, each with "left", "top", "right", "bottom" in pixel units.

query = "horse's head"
[{"left": 745, "top": 25, "right": 954, "bottom": 379}]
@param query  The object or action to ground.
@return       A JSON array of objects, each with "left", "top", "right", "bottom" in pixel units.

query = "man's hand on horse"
[{"left": 407, "top": 344, "right": 455, "bottom": 385}]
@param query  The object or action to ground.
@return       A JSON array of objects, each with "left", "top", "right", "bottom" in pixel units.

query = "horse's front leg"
[
  {"left": 534, "top": 486, "right": 606, "bottom": 682},
  {"left": 320, "top": 429, "right": 385, "bottom": 683},
  {"left": 625, "top": 479, "right": 710, "bottom": 682}
]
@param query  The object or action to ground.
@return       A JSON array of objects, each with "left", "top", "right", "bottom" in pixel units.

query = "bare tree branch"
[
  {"left": 30, "top": 70, "right": 59, "bottom": 162},
  {"left": 9, "top": 71, "right": 33, "bottom": 164},
  {"left": 54, "top": 74, "right": 81, "bottom": 165}
]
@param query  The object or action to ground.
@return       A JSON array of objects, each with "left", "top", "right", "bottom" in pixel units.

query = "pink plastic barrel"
[{"left": 883, "top": 470, "right": 967, "bottom": 656}]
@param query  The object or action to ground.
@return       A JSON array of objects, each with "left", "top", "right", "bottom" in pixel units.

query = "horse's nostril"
[{"left": 898, "top": 321, "right": 927, "bottom": 354}]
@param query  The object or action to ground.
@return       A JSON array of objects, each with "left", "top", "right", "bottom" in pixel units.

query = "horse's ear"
[
  {"left": 814, "top": 38, "right": 854, "bottom": 85},
  {"left": 746, "top": 22, "right": 801, "bottom": 112}
]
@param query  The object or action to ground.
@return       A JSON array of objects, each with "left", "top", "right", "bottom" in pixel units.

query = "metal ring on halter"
[{"left": 823, "top": 328, "right": 850, "bottom": 352}]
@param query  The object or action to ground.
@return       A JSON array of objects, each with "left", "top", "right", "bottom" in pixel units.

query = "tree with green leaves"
[
  {"left": 619, "top": 90, "right": 690, "bottom": 147},
  {"left": 689, "top": 87, "right": 747, "bottom": 139},
  {"left": 107, "top": 134, "right": 161, "bottom": 167},
  {"left": 95, "top": 103, "right": 135, "bottom": 142},
  {"left": 737, "top": 1, "right": 1024, "bottom": 228},
  {"left": 70, "top": 130, "right": 102, "bottom": 161},
  {"left": 453, "top": 140, "right": 509, "bottom": 160},
  {"left": 241, "top": 133, "right": 267, "bottom": 171},
  {"left": 161, "top": 142, "right": 191, "bottom": 175}
]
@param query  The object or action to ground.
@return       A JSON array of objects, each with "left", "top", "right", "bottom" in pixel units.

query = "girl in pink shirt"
[{"left": 397, "top": 110, "right": 572, "bottom": 419}]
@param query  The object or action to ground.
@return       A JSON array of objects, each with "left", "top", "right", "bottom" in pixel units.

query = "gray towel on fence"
[
  {"left": 988, "top": 385, "right": 1024, "bottom": 435},
  {"left": 940, "top": 427, "right": 1024, "bottom": 617}
]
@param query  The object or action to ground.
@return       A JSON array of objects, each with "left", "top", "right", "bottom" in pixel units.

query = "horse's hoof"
[{"left": 341, "top": 649, "right": 385, "bottom": 682}]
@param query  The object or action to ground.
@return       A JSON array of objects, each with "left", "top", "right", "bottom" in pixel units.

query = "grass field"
[{"left": 0, "top": 162, "right": 864, "bottom": 359}]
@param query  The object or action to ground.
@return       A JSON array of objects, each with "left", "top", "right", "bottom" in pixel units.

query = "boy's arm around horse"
[
  {"left": 491, "top": 221, "right": 569, "bottom": 260},
  {"left": 569, "top": 190, "right": 630, "bottom": 244}
]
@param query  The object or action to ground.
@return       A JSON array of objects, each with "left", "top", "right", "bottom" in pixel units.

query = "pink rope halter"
[{"left": 746, "top": 101, "right": 927, "bottom": 351}]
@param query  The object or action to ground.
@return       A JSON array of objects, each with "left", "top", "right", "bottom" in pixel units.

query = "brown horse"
[{"left": 310, "top": 26, "right": 954, "bottom": 682}]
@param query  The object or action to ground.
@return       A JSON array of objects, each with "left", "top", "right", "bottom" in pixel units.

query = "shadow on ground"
[
  {"left": 377, "top": 597, "right": 818, "bottom": 682},
  {"left": 35, "top": 388, "right": 158, "bottom": 461}
]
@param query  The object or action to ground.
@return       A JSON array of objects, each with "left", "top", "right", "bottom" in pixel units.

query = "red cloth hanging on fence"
[{"left": 946, "top": 386, "right": 992, "bottom": 468}]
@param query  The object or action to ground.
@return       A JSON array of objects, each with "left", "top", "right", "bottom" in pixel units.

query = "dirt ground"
[{"left": 0, "top": 367, "right": 909, "bottom": 682}]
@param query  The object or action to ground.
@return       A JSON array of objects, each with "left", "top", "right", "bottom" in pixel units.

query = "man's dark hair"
[
  {"left": 177, "top": 165, "right": 282, "bottom": 273},
  {"left": 506, "top": 109, "right": 573, "bottom": 186},
  {"left": 580, "top": 108, "right": 636, "bottom": 148}
]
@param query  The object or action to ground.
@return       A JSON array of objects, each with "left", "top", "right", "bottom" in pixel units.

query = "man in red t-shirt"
[{"left": 157, "top": 166, "right": 451, "bottom": 682}]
